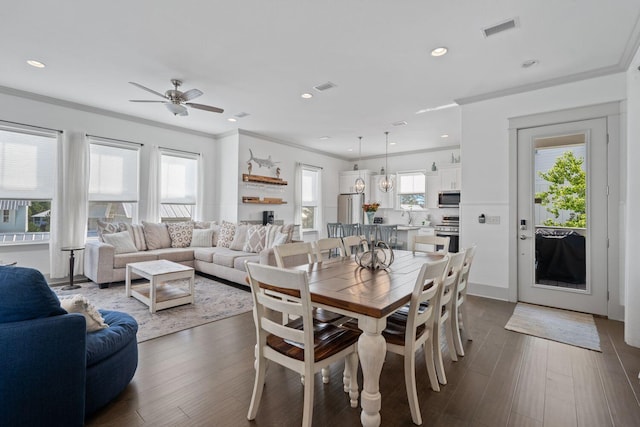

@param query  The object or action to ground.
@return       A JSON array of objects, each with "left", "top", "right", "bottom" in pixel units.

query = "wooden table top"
[{"left": 292, "top": 251, "right": 445, "bottom": 318}]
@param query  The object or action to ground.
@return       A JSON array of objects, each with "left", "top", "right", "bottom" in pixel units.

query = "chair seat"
[
  {"left": 267, "top": 319, "right": 361, "bottom": 362},
  {"left": 382, "top": 313, "right": 427, "bottom": 346},
  {"left": 313, "top": 307, "right": 345, "bottom": 323}
]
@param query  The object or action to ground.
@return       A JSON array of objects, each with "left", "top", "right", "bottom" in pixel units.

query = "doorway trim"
[{"left": 507, "top": 101, "right": 623, "bottom": 319}]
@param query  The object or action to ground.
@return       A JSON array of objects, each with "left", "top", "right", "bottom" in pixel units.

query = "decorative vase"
[{"left": 366, "top": 211, "right": 375, "bottom": 225}]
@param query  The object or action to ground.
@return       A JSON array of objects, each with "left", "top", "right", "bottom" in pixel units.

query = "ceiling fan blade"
[
  {"left": 181, "top": 88, "right": 203, "bottom": 101},
  {"left": 129, "top": 100, "right": 167, "bottom": 103},
  {"left": 186, "top": 103, "right": 224, "bottom": 114},
  {"left": 129, "top": 82, "right": 168, "bottom": 99},
  {"left": 165, "top": 103, "right": 188, "bottom": 116}
]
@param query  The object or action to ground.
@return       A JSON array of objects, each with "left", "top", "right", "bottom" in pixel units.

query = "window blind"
[
  {"left": 160, "top": 152, "right": 198, "bottom": 204},
  {"left": 88, "top": 141, "right": 140, "bottom": 202}
]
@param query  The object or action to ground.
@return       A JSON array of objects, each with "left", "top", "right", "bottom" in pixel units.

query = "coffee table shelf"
[{"left": 125, "top": 260, "right": 194, "bottom": 313}]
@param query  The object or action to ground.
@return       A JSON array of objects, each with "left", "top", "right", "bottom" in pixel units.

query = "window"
[
  {"left": 301, "top": 167, "right": 320, "bottom": 230},
  {"left": 160, "top": 151, "right": 198, "bottom": 223},
  {"left": 397, "top": 171, "right": 426, "bottom": 210},
  {"left": 0, "top": 125, "right": 57, "bottom": 243},
  {"left": 88, "top": 140, "right": 140, "bottom": 236}
]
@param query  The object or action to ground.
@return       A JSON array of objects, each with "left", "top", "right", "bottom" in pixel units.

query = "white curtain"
[
  {"left": 195, "top": 153, "right": 204, "bottom": 221},
  {"left": 316, "top": 167, "right": 324, "bottom": 237},
  {"left": 50, "top": 131, "right": 89, "bottom": 278},
  {"left": 294, "top": 162, "right": 303, "bottom": 227},
  {"left": 145, "top": 145, "right": 160, "bottom": 222}
]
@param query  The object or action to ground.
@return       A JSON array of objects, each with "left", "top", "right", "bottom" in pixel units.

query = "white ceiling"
[{"left": 2, "top": 1, "right": 639, "bottom": 159}]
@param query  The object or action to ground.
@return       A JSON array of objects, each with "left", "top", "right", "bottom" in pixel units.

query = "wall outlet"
[{"left": 486, "top": 215, "right": 500, "bottom": 224}]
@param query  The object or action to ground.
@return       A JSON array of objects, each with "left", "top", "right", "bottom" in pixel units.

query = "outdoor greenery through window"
[
  {"left": 397, "top": 171, "right": 426, "bottom": 210},
  {"left": 88, "top": 140, "right": 140, "bottom": 237},
  {"left": 301, "top": 167, "right": 320, "bottom": 230},
  {"left": 0, "top": 125, "right": 57, "bottom": 244},
  {"left": 160, "top": 151, "right": 198, "bottom": 223}
]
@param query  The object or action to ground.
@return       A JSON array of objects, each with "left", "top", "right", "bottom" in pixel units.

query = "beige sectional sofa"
[{"left": 83, "top": 221, "right": 292, "bottom": 288}]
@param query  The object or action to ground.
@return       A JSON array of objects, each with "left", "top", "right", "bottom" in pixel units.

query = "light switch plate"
[{"left": 486, "top": 215, "right": 500, "bottom": 224}]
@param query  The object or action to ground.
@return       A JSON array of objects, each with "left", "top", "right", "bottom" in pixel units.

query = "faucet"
[{"left": 402, "top": 208, "right": 414, "bottom": 225}]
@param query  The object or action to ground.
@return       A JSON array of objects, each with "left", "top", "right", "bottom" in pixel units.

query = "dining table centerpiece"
[{"left": 362, "top": 202, "right": 380, "bottom": 225}]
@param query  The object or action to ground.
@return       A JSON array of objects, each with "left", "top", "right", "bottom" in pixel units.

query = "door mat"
[{"left": 504, "top": 302, "right": 601, "bottom": 352}]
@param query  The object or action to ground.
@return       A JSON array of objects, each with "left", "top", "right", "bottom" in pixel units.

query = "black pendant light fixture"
[
  {"left": 378, "top": 131, "right": 394, "bottom": 192},
  {"left": 354, "top": 136, "right": 365, "bottom": 194}
]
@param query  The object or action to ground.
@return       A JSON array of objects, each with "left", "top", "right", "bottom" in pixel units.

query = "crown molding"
[
  {"left": 236, "top": 129, "right": 350, "bottom": 161},
  {"left": 0, "top": 85, "right": 216, "bottom": 139},
  {"left": 360, "top": 144, "right": 460, "bottom": 161},
  {"left": 620, "top": 12, "right": 640, "bottom": 69},
  {"left": 454, "top": 64, "right": 624, "bottom": 105}
]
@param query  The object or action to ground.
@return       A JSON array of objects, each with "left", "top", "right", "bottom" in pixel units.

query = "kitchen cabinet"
[
  {"left": 426, "top": 172, "right": 440, "bottom": 209},
  {"left": 440, "top": 164, "right": 461, "bottom": 190},
  {"left": 339, "top": 170, "right": 371, "bottom": 194},
  {"left": 369, "top": 174, "right": 395, "bottom": 209},
  {"left": 396, "top": 226, "right": 419, "bottom": 250}
]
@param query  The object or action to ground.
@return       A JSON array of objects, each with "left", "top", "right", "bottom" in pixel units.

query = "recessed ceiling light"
[
  {"left": 392, "top": 120, "right": 407, "bottom": 127},
  {"left": 431, "top": 47, "right": 448, "bottom": 57},
  {"left": 390, "top": 142, "right": 397, "bottom": 146},
  {"left": 26, "top": 59, "right": 46, "bottom": 68},
  {"left": 415, "top": 102, "right": 458, "bottom": 114},
  {"left": 522, "top": 59, "right": 539, "bottom": 68},
  {"left": 441, "top": 134, "right": 449, "bottom": 138},
  {"left": 319, "top": 136, "right": 331, "bottom": 140},
  {"left": 227, "top": 117, "right": 237, "bottom": 122},
  {"left": 301, "top": 93, "right": 313, "bottom": 99},
  {"left": 347, "top": 148, "right": 353, "bottom": 152}
]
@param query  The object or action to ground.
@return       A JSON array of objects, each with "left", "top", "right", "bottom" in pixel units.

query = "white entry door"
[{"left": 517, "top": 118, "right": 608, "bottom": 315}]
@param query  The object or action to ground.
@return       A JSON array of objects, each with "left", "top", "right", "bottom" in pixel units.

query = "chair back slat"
[
  {"left": 313, "top": 237, "right": 346, "bottom": 261},
  {"left": 411, "top": 258, "right": 449, "bottom": 330},
  {"left": 413, "top": 235, "right": 450, "bottom": 255},
  {"left": 458, "top": 245, "right": 477, "bottom": 293},
  {"left": 326, "top": 222, "right": 344, "bottom": 238},
  {"left": 273, "top": 242, "right": 315, "bottom": 268},
  {"left": 378, "top": 225, "right": 399, "bottom": 248},
  {"left": 342, "top": 235, "right": 369, "bottom": 256},
  {"left": 439, "top": 251, "right": 465, "bottom": 313},
  {"left": 342, "top": 223, "right": 361, "bottom": 237}
]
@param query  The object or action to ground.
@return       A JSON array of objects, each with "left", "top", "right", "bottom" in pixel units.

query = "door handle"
[{"left": 520, "top": 234, "right": 530, "bottom": 240}]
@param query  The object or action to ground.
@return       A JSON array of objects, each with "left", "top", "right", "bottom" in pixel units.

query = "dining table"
[{"left": 291, "top": 250, "right": 445, "bottom": 427}]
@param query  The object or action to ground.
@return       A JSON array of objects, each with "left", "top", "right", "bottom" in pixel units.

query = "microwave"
[{"left": 438, "top": 191, "right": 460, "bottom": 208}]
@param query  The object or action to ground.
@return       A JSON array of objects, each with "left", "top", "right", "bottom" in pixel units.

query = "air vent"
[
  {"left": 482, "top": 18, "right": 518, "bottom": 38},
  {"left": 235, "top": 112, "right": 250, "bottom": 118},
  {"left": 313, "top": 82, "right": 337, "bottom": 92},
  {"left": 392, "top": 120, "right": 408, "bottom": 127}
]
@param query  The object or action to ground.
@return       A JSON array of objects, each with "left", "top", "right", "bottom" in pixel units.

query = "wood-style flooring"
[{"left": 86, "top": 295, "right": 640, "bottom": 427}]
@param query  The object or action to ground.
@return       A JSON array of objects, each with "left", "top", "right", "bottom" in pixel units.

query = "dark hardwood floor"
[{"left": 86, "top": 295, "right": 640, "bottom": 427}]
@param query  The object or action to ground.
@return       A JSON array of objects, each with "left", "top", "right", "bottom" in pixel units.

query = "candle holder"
[{"left": 354, "top": 238, "right": 395, "bottom": 270}]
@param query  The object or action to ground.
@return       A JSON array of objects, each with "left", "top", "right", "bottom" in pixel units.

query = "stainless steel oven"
[
  {"left": 438, "top": 191, "right": 461, "bottom": 208},
  {"left": 434, "top": 215, "right": 459, "bottom": 252}
]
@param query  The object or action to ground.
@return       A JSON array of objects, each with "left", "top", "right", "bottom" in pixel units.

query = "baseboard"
[{"left": 467, "top": 281, "right": 510, "bottom": 301}]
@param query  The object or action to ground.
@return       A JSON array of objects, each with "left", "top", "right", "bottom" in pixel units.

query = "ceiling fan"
[{"left": 129, "top": 79, "right": 224, "bottom": 116}]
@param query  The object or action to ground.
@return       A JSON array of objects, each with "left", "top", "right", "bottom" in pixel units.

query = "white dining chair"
[
  {"left": 273, "top": 242, "right": 315, "bottom": 268},
  {"left": 452, "top": 245, "right": 477, "bottom": 357},
  {"left": 382, "top": 257, "right": 449, "bottom": 425},
  {"left": 434, "top": 250, "right": 466, "bottom": 385},
  {"left": 412, "top": 235, "right": 450, "bottom": 256},
  {"left": 245, "top": 262, "right": 361, "bottom": 427},
  {"left": 313, "top": 237, "right": 346, "bottom": 261},
  {"left": 341, "top": 235, "right": 369, "bottom": 256}
]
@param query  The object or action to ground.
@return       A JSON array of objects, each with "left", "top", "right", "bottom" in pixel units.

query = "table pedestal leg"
[
  {"left": 61, "top": 249, "right": 81, "bottom": 290},
  {"left": 358, "top": 317, "right": 387, "bottom": 427}
]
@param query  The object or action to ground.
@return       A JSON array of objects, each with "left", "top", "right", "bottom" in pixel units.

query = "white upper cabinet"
[
  {"left": 369, "top": 174, "right": 395, "bottom": 209},
  {"left": 425, "top": 172, "right": 440, "bottom": 209},
  {"left": 439, "top": 164, "right": 461, "bottom": 190},
  {"left": 339, "top": 170, "right": 371, "bottom": 194}
]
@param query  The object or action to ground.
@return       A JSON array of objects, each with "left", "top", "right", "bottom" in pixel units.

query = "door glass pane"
[{"left": 533, "top": 134, "right": 586, "bottom": 290}]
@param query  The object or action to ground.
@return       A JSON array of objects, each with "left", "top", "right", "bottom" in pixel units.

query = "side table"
[{"left": 61, "top": 246, "right": 85, "bottom": 290}]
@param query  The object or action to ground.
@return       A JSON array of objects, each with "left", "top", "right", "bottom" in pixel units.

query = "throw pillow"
[
  {"left": 193, "top": 220, "right": 217, "bottom": 229},
  {"left": 142, "top": 221, "right": 172, "bottom": 250},
  {"left": 190, "top": 228, "right": 215, "bottom": 247},
  {"left": 216, "top": 221, "right": 236, "bottom": 248},
  {"left": 125, "top": 223, "right": 147, "bottom": 251},
  {"left": 96, "top": 220, "right": 127, "bottom": 242},
  {"left": 0, "top": 266, "right": 66, "bottom": 323},
  {"left": 265, "top": 224, "right": 284, "bottom": 248},
  {"left": 167, "top": 221, "right": 194, "bottom": 248},
  {"left": 230, "top": 224, "right": 250, "bottom": 251},
  {"left": 59, "top": 294, "right": 109, "bottom": 333},
  {"left": 243, "top": 225, "right": 267, "bottom": 253},
  {"left": 272, "top": 231, "right": 289, "bottom": 247},
  {"left": 282, "top": 224, "right": 295, "bottom": 243},
  {"left": 102, "top": 231, "right": 138, "bottom": 254}
]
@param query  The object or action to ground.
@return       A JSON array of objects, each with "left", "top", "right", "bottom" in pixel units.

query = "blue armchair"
[{"left": 0, "top": 266, "right": 138, "bottom": 426}]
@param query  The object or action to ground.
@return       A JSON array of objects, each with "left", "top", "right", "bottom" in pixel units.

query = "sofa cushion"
[
  {"left": 102, "top": 231, "right": 138, "bottom": 254},
  {"left": 167, "top": 221, "right": 194, "bottom": 248},
  {"left": 142, "top": 221, "right": 172, "bottom": 250},
  {"left": 211, "top": 247, "right": 255, "bottom": 268},
  {"left": 243, "top": 224, "right": 267, "bottom": 253},
  {"left": 59, "top": 294, "right": 108, "bottom": 332},
  {"left": 96, "top": 220, "right": 127, "bottom": 242},
  {"left": 86, "top": 310, "right": 138, "bottom": 367},
  {"left": 0, "top": 266, "right": 66, "bottom": 323},
  {"left": 125, "top": 223, "right": 147, "bottom": 251},
  {"left": 216, "top": 221, "right": 235, "bottom": 248},
  {"left": 151, "top": 248, "right": 195, "bottom": 263},
  {"left": 190, "top": 228, "right": 215, "bottom": 247},
  {"left": 113, "top": 252, "right": 158, "bottom": 269},
  {"left": 230, "top": 224, "right": 249, "bottom": 251},
  {"left": 233, "top": 254, "right": 261, "bottom": 272},
  {"left": 193, "top": 247, "right": 218, "bottom": 263}
]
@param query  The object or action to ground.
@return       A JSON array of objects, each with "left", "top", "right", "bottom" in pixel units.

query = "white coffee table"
[{"left": 125, "top": 260, "right": 195, "bottom": 313}]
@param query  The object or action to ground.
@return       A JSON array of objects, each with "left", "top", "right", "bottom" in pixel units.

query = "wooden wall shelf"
[
  {"left": 242, "top": 174, "right": 287, "bottom": 185},
  {"left": 242, "top": 196, "right": 287, "bottom": 205}
]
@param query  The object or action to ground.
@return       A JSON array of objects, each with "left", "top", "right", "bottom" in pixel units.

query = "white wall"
[
  {"left": 214, "top": 131, "right": 240, "bottom": 222},
  {"left": 238, "top": 131, "right": 349, "bottom": 236},
  {"left": 460, "top": 73, "right": 627, "bottom": 303},
  {"left": 0, "top": 89, "right": 216, "bottom": 274},
  {"left": 625, "top": 47, "right": 640, "bottom": 346}
]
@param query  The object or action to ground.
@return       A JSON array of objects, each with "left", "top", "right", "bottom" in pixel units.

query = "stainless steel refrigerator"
[{"left": 337, "top": 193, "right": 364, "bottom": 224}]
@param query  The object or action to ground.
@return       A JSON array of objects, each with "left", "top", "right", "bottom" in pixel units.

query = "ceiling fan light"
[{"left": 165, "top": 103, "right": 186, "bottom": 116}]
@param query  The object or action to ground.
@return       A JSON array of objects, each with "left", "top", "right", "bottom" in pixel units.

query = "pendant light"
[
  {"left": 354, "top": 136, "right": 365, "bottom": 194},
  {"left": 379, "top": 131, "right": 394, "bottom": 192}
]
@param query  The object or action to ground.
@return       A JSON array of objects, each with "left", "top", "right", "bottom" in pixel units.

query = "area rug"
[
  {"left": 504, "top": 302, "right": 601, "bottom": 352},
  {"left": 54, "top": 276, "right": 253, "bottom": 343}
]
